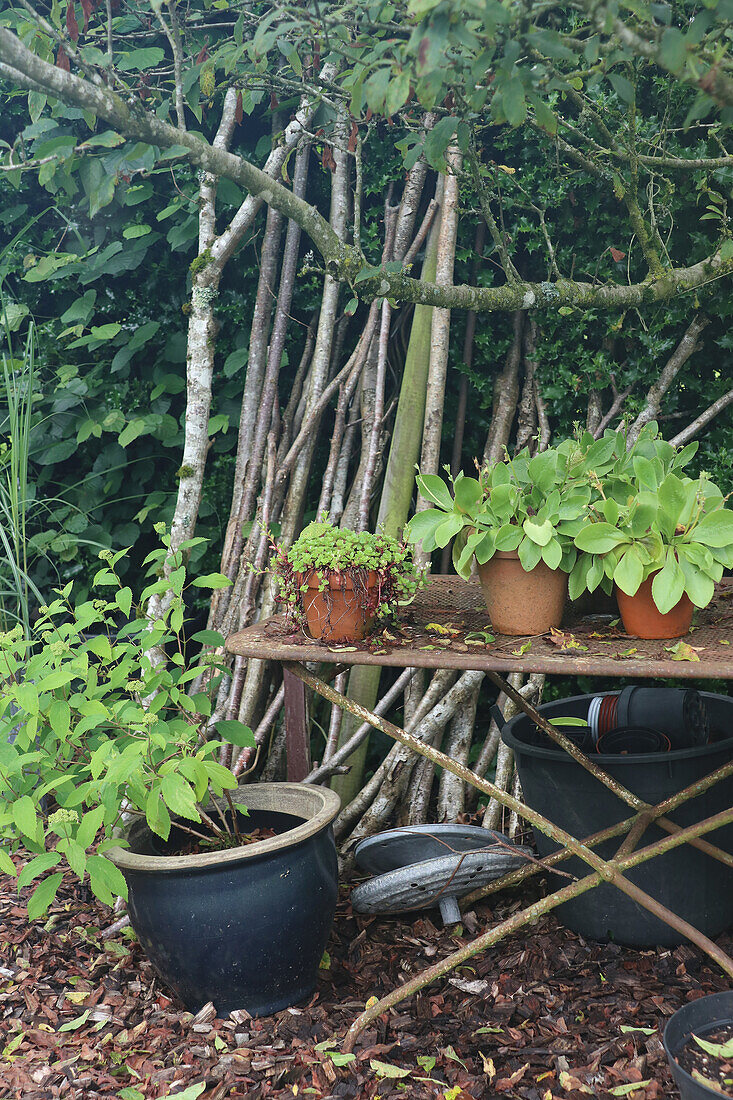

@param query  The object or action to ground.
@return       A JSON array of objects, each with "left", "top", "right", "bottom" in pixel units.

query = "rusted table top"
[{"left": 226, "top": 576, "right": 733, "bottom": 680}]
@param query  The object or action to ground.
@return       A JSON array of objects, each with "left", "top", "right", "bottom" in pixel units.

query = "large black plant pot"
[
  {"left": 664, "top": 991, "right": 733, "bottom": 1099},
  {"left": 501, "top": 692, "right": 733, "bottom": 947},
  {"left": 108, "top": 783, "right": 341, "bottom": 1017}
]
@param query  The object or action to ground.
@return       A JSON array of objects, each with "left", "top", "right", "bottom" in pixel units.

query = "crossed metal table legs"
[{"left": 280, "top": 661, "right": 733, "bottom": 1050}]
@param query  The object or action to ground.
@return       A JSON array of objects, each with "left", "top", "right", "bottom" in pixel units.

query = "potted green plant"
[
  {"left": 405, "top": 441, "right": 593, "bottom": 634},
  {"left": 573, "top": 468, "right": 733, "bottom": 639},
  {"left": 0, "top": 530, "right": 340, "bottom": 1017},
  {"left": 273, "top": 519, "right": 421, "bottom": 643}
]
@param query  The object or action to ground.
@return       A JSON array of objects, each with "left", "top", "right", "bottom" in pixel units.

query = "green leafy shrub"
[
  {"left": 0, "top": 530, "right": 253, "bottom": 918},
  {"left": 273, "top": 520, "right": 421, "bottom": 621}
]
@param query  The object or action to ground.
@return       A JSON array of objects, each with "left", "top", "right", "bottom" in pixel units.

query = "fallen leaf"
[
  {"left": 512, "top": 640, "right": 532, "bottom": 656},
  {"left": 496, "top": 1062, "right": 530, "bottom": 1091},
  {"left": 559, "top": 1070, "right": 593, "bottom": 1093},
  {"left": 448, "top": 977, "right": 489, "bottom": 995},
  {"left": 609, "top": 1083, "right": 652, "bottom": 1097},
  {"left": 425, "top": 622, "right": 461, "bottom": 636},
  {"left": 370, "top": 1059, "right": 411, "bottom": 1079},
  {"left": 693, "top": 1032, "right": 733, "bottom": 1058},
  {"left": 666, "top": 641, "right": 702, "bottom": 662},
  {"left": 549, "top": 627, "right": 588, "bottom": 651},
  {"left": 479, "top": 1052, "right": 496, "bottom": 1080},
  {"left": 691, "top": 1068, "right": 731, "bottom": 1094}
]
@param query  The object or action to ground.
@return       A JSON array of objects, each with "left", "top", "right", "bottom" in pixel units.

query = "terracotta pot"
[
  {"left": 300, "top": 569, "right": 379, "bottom": 643},
  {"left": 475, "top": 551, "right": 567, "bottom": 635},
  {"left": 615, "top": 574, "right": 693, "bottom": 640}
]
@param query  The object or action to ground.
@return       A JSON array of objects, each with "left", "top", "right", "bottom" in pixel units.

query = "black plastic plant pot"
[
  {"left": 108, "top": 783, "right": 341, "bottom": 1018},
  {"left": 501, "top": 692, "right": 733, "bottom": 947},
  {"left": 616, "top": 686, "right": 710, "bottom": 750},
  {"left": 595, "top": 727, "right": 671, "bottom": 755},
  {"left": 664, "top": 991, "right": 733, "bottom": 1099}
]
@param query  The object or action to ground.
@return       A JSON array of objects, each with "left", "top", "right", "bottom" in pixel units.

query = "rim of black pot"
[
  {"left": 107, "top": 782, "right": 341, "bottom": 873},
  {"left": 663, "top": 992, "right": 733, "bottom": 1098},
  {"left": 501, "top": 693, "right": 733, "bottom": 765}
]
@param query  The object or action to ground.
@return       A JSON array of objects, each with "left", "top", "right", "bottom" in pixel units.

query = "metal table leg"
[{"left": 283, "top": 667, "right": 310, "bottom": 781}]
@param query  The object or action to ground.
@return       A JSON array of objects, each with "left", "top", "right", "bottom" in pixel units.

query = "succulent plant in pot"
[
  {"left": 573, "top": 468, "right": 733, "bottom": 639},
  {"left": 0, "top": 532, "right": 341, "bottom": 1017},
  {"left": 273, "top": 519, "right": 421, "bottom": 643},
  {"left": 406, "top": 441, "right": 592, "bottom": 635}
]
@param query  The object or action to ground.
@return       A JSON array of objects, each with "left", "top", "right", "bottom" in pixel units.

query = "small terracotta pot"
[
  {"left": 615, "top": 574, "right": 693, "bottom": 640},
  {"left": 300, "top": 570, "right": 379, "bottom": 643},
  {"left": 475, "top": 551, "right": 567, "bottom": 636}
]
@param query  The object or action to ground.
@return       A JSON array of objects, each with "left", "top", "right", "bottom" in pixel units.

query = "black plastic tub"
[
  {"left": 108, "top": 783, "right": 340, "bottom": 1017},
  {"left": 501, "top": 692, "right": 733, "bottom": 946},
  {"left": 664, "top": 991, "right": 733, "bottom": 1099}
]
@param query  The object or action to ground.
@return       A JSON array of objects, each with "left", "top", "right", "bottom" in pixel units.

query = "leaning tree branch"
[
  {"left": 628, "top": 314, "right": 709, "bottom": 443},
  {"left": 671, "top": 387, "right": 733, "bottom": 447},
  {"left": 2, "top": 26, "right": 733, "bottom": 312}
]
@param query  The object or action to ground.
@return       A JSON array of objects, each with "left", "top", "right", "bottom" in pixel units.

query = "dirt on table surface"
[{"left": 1, "top": 859, "right": 729, "bottom": 1100}]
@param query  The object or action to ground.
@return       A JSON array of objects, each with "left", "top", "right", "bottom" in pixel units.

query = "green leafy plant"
[
  {"left": 0, "top": 302, "right": 42, "bottom": 638},
  {"left": 405, "top": 439, "right": 598, "bottom": 579},
  {"left": 0, "top": 528, "right": 254, "bottom": 918},
  {"left": 273, "top": 519, "right": 421, "bottom": 622},
  {"left": 573, "top": 438, "right": 733, "bottom": 613}
]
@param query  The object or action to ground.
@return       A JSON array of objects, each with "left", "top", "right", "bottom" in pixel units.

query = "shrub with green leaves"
[
  {"left": 573, "top": 464, "right": 733, "bottom": 614},
  {"left": 0, "top": 530, "right": 253, "bottom": 918},
  {"left": 405, "top": 439, "right": 599, "bottom": 579},
  {"left": 273, "top": 519, "right": 421, "bottom": 620}
]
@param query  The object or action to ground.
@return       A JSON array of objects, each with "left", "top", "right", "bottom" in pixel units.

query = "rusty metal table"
[
  {"left": 227, "top": 576, "right": 733, "bottom": 776},
  {"left": 226, "top": 576, "right": 733, "bottom": 1044}
]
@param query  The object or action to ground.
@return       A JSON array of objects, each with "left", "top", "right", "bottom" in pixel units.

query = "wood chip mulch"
[{"left": 2, "top": 862, "right": 729, "bottom": 1100}]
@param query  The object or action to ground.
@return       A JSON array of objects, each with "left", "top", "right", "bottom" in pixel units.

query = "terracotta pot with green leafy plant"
[
  {"left": 406, "top": 441, "right": 594, "bottom": 635},
  {"left": 274, "top": 520, "right": 421, "bottom": 643},
  {"left": 0, "top": 529, "right": 341, "bottom": 1017},
  {"left": 573, "top": 467, "right": 733, "bottom": 639}
]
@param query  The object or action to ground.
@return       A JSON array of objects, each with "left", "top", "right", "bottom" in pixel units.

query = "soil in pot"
[
  {"left": 665, "top": 993, "right": 733, "bottom": 1100},
  {"left": 476, "top": 551, "right": 567, "bottom": 635},
  {"left": 109, "top": 784, "right": 340, "bottom": 1018},
  {"left": 501, "top": 693, "right": 733, "bottom": 946},
  {"left": 676, "top": 1026, "right": 733, "bottom": 1097},
  {"left": 300, "top": 569, "right": 378, "bottom": 642},
  {"left": 615, "top": 573, "right": 694, "bottom": 639}
]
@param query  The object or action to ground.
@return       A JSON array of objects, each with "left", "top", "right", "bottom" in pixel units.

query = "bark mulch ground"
[{"left": 1, "top": 863, "right": 728, "bottom": 1100}]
